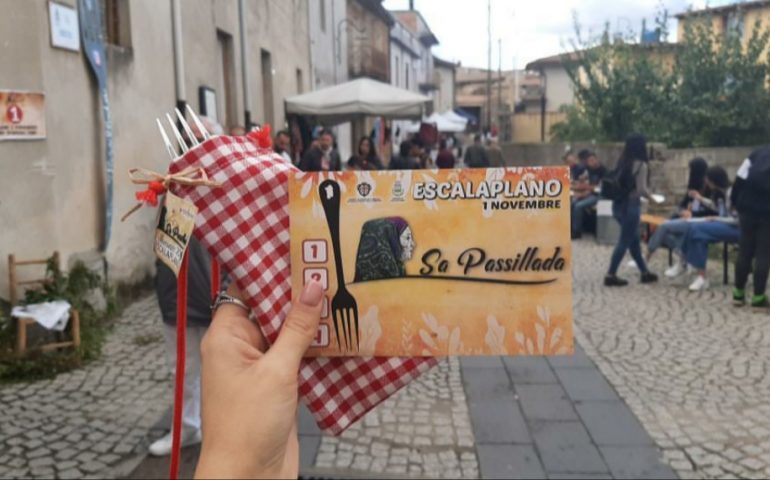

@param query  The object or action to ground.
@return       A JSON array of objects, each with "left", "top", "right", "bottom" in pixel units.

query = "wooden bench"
[
  {"left": 8, "top": 252, "right": 81, "bottom": 356},
  {"left": 640, "top": 214, "right": 734, "bottom": 285}
]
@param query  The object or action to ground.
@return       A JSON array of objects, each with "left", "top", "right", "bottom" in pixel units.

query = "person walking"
[
  {"left": 299, "top": 129, "right": 341, "bottom": 172},
  {"left": 463, "top": 134, "right": 490, "bottom": 168},
  {"left": 149, "top": 238, "right": 223, "bottom": 455},
  {"left": 732, "top": 146, "right": 770, "bottom": 308},
  {"left": 604, "top": 134, "right": 659, "bottom": 287}
]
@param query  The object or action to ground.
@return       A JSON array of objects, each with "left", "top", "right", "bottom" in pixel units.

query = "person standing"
[
  {"left": 463, "top": 134, "right": 490, "bottom": 168},
  {"left": 299, "top": 129, "right": 341, "bottom": 171},
  {"left": 273, "top": 130, "right": 293, "bottom": 164},
  {"left": 732, "top": 146, "right": 770, "bottom": 308},
  {"left": 435, "top": 139, "right": 456, "bottom": 169},
  {"left": 149, "top": 238, "right": 223, "bottom": 455},
  {"left": 347, "top": 136, "right": 383, "bottom": 170},
  {"left": 486, "top": 139, "right": 505, "bottom": 167},
  {"left": 604, "top": 134, "right": 659, "bottom": 287},
  {"left": 571, "top": 150, "right": 606, "bottom": 239}
]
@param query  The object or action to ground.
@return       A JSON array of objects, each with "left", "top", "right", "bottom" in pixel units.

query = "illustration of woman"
[{"left": 354, "top": 217, "right": 416, "bottom": 282}]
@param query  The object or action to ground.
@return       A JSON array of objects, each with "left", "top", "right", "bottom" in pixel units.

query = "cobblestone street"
[
  {"left": 0, "top": 296, "right": 169, "bottom": 479},
  {"left": 573, "top": 240, "right": 770, "bottom": 479},
  {"left": 2, "top": 240, "right": 770, "bottom": 479}
]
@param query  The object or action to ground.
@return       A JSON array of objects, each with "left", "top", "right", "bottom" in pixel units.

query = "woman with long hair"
[
  {"left": 605, "top": 134, "right": 659, "bottom": 286},
  {"left": 348, "top": 136, "right": 383, "bottom": 170}
]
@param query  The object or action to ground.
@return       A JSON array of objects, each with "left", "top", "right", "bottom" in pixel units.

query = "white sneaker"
[
  {"left": 664, "top": 263, "right": 685, "bottom": 278},
  {"left": 688, "top": 276, "right": 710, "bottom": 292},
  {"left": 148, "top": 428, "right": 202, "bottom": 456}
]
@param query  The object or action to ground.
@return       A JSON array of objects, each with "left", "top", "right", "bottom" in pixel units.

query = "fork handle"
[{"left": 319, "top": 180, "right": 346, "bottom": 290}]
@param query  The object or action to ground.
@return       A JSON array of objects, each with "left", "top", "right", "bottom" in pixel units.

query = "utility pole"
[
  {"left": 497, "top": 38, "right": 502, "bottom": 117},
  {"left": 486, "top": 0, "right": 492, "bottom": 134}
]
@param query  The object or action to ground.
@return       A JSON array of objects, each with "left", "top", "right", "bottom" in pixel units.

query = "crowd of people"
[
  {"left": 568, "top": 135, "right": 769, "bottom": 309},
  {"left": 290, "top": 128, "right": 505, "bottom": 172}
]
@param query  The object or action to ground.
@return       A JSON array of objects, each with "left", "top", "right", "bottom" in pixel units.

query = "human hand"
[
  {"left": 680, "top": 210, "right": 693, "bottom": 219},
  {"left": 195, "top": 281, "right": 324, "bottom": 479},
  {"left": 688, "top": 190, "right": 702, "bottom": 200}
]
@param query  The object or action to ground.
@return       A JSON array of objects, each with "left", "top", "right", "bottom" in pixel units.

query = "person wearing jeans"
[
  {"left": 732, "top": 147, "right": 770, "bottom": 308},
  {"left": 605, "top": 134, "right": 658, "bottom": 286},
  {"left": 681, "top": 219, "right": 740, "bottom": 291}
]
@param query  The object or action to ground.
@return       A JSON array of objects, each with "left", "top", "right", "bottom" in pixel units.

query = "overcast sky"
[{"left": 383, "top": 0, "right": 734, "bottom": 69}]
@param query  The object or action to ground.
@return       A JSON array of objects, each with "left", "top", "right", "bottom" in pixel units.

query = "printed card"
[
  {"left": 289, "top": 167, "right": 573, "bottom": 357},
  {"left": 154, "top": 191, "right": 198, "bottom": 276}
]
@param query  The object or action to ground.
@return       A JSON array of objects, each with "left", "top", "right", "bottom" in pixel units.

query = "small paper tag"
[{"left": 154, "top": 191, "right": 198, "bottom": 276}]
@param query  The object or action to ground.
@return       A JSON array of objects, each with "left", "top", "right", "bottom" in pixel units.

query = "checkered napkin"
[{"left": 167, "top": 135, "right": 437, "bottom": 434}]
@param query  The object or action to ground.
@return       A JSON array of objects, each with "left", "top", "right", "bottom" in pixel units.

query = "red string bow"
[
  {"left": 135, "top": 181, "right": 167, "bottom": 207},
  {"left": 247, "top": 124, "right": 272, "bottom": 149}
]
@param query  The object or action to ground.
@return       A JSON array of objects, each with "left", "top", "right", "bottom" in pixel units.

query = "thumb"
[{"left": 266, "top": 280, "right": 324, "bottom": 369}]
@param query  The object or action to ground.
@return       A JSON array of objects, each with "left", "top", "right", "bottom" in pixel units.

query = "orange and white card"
[{"left": 289, "top": 167, "right": 573, "bottom": 357}]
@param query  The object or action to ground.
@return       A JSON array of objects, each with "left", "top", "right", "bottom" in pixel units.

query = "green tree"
[{"left": 553, "top": 8, "right": 770, "bottom": 148}]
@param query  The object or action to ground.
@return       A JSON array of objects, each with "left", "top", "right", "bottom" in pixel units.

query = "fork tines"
[{"left": 155, "top": 106, "right": 211, "bottom": 161}]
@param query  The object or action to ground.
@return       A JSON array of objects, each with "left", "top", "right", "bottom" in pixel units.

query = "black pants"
[{"left": 735, "top": 212, "right": 770, "bottom": 296}]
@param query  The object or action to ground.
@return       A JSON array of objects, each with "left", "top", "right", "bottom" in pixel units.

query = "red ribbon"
[
  {"left": 247, "top": 124, "right": 272, "bottom": 149},
  {"left": 134, "top": 181, "right": 167, "bottom": 207},
  {"left": 169, "top": 250, "right": 189, "bottom": 480}
]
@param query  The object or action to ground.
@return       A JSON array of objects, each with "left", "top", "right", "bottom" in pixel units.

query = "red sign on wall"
[{"left": 0, "top": 91, "right": 45, "bottom": 140}]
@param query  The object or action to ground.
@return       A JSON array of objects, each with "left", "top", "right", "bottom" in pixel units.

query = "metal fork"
[
  {"left": 319, "top": 179, "right": 359, "bottom": 352},
  {"left": 156, "top": 104, "right": 211, "bottom": 160}
]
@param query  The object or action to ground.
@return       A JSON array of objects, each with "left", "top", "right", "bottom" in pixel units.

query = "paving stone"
[
  {"left": 575, "top": 401, "right": 654, "bottom": 446},
  {"left": 503, "top": 356, "right": 559, "bottom": 384},
  {"left": 530, "top": 420, "right": 608, "bottom": 474},
  {"left": 477, "top": 444, "right": 545, "bottom": 479},
  {"left": 461, "top": 366, "right": 513, "bottom": 401},
  {"left": 467, "top": 398, "right": 531, "bottom": 444},
  {"left": 600, "top": 446, "right": 678, "bottom": 479},
  {"left": 515, "top": 384, "right": 579, "bottom": 421},
  {"left": 554, "top": 367, "right": 620, "bottom": 402}
]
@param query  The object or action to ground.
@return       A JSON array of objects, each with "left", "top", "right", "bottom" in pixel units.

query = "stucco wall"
[
  {"left": 0, "top": 0, "right": 311, "bottom": 300},
  {"left": 543, "top": 65, "right": 573, "bottom": 112}
]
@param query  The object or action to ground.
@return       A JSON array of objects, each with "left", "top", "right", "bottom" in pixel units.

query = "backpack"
[{"left": 600, "top": 164, "right": 638, "bottom": 201}]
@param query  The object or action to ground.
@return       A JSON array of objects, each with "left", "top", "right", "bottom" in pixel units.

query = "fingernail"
[{"left": 300, "top": 280, "right": 324, "bottom": 306}]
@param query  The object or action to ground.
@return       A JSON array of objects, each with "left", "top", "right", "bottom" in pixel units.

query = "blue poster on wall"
[{"left": 78, "top": 0, "right": 114, "bottom": 251}]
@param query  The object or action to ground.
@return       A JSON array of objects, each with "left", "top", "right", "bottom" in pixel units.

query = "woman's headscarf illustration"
[{"left": 354, "top": 217, "right": 416, "bottom": 282}]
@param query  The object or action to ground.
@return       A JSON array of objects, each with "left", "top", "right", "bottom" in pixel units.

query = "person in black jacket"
[
  {"left": 732, "top": 146, "right": 770, "bottom": 308},
  {"left": 149, "top": 237, "right": 226, "bottom": 456}
]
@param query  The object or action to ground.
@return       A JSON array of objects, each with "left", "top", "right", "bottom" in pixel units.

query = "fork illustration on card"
[{"left": 319, "top": 179, "right": 360, "bottom": 353}]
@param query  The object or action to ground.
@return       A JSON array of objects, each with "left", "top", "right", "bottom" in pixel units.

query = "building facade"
[
  {"left": 0, "top": 0, "right": 311, "bottom": 297},
  {"left": 308, "top": 0, "right": 352, "bottom": 160},
  {"left": 432, "top": 56, "right": 457, "bottom": 115}
]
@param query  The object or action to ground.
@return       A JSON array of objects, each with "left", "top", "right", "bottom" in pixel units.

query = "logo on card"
[
  {"left": 357, "top": 182, "right": 372, "bottom": 197},
  {"left": 348, "top": 180, "right": 381, "bottom": 204},
  {"left": 391, "top": 180, "right": 406, "bottom": 202}
]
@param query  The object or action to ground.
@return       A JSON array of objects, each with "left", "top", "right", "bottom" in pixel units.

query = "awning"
[
  {"left": 285, "top": 77, "right": 431, "bottom": 124},
  {"left": 405, "top": 112, "right": 467, "bottom": 133}
]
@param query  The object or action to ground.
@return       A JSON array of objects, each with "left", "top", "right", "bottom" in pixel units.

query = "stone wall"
[{"left": 502, "top": 142, "right": 757, "bottom": 211}]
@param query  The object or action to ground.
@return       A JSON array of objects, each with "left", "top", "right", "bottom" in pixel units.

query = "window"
[
  {"left": 723, "top": 11, "right": 744, "bottom": 39},
  {"left": 296, "top": 68, "right": 304, "bottom": 94},
  {"left": 261, "top": 49, "right": 274, "bottom": 127},
  {"left": 217, "top": 30, "right": 236, "bottom": 129},
  {"left": 320, "top": 0, "right": 326, "bottom": 33},
  {"left": 101, "top": 0, "right": 131, "bottom": 48},
  {"left": 394, "top": 57, "right": 399, "bottom": 86}
]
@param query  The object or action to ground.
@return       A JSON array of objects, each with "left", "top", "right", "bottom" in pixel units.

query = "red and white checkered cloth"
[{"left": 168, "top": 135, "right": 437, "bottom": 434}]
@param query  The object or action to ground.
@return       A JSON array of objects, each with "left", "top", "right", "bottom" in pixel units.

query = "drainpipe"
[
  {"left": 539, "top": 68, "right": 547, "bottom": 142},
  {"left": 238, "top": 0, "right": 252, "bottom": 129},
  {"left": 171, "top": 0, "right": 186, "bottom": 114}
]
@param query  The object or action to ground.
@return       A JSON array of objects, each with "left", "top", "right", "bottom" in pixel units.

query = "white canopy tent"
[
  {"left": 404, "top": 112, "right": 467, "bottom": 133},
  {"left": 442, "top": 110, "right": 469, "bottom": 127},
  {"left": 284, "top": 78, "right": 431, "bottom": 124}
]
